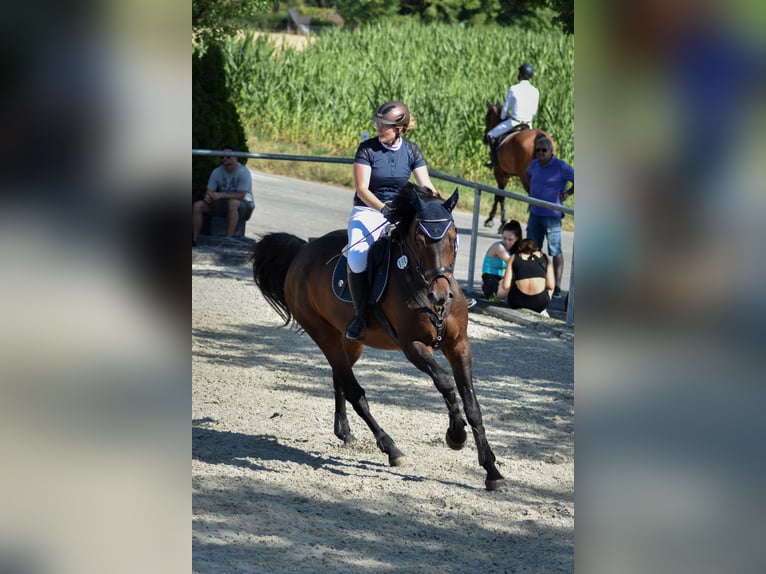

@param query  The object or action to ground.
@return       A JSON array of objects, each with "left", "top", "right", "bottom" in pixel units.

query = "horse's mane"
[
  {"left": 387, "top": 183, "right": 442, "bottom": 230},
  {"left": 486, "top": 102, "right": 502, "bottom": 121}
]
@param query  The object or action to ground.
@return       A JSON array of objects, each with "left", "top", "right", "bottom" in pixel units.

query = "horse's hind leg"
[
  {"left": 295, "top": 317, "right": 359, "bottom": 446},
  {"left": 497, "top": 196, "right": 507, "bottom": 232},
  {"left": 332, "top": 373, "right": 356, "bottom": 446},
  {"left": 484, "top": 195, "right": 499, "bottom": 228},
  {"left": 402, "top": 341, "right": 467, "bottom": 450},
  {"left": 320, "top": 338, "right": 405, "bottom": 466}
]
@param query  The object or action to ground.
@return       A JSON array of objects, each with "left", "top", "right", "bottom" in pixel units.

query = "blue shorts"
[{"left": 526, "top": 214, "right": 562, "bottom": 256}]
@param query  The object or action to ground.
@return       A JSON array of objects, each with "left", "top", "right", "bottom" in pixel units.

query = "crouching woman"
[{"left": 501, "top": 238, "right": 555, "bottom": 314}]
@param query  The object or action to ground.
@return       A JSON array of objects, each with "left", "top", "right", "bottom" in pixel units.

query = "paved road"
[{"left": 242, "top": 169, "right": 573, "bottom": 297}]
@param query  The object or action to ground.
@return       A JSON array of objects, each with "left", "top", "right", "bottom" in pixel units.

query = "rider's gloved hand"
[{"left": 380, "top": 202, "right": 395, "bottom": 221}]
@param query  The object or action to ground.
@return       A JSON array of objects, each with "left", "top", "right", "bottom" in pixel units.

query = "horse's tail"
[{"left": 252, "top": 233, "right": 307, "bottom": 325}]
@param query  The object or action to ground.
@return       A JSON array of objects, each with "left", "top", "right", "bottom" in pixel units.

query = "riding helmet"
[
  {"left": 371, "top": 101, "right": 411, "bottom": 130},
  {"left": 518, "top": 63, "right": 534, "bottom": 79}
]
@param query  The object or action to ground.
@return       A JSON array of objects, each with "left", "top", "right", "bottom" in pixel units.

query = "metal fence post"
[
  {"left": 566, "top": 250, "right": 574, "bottom": 327},
  {"left": 466, "top": 186, "right": 483, "bottom": 296}
]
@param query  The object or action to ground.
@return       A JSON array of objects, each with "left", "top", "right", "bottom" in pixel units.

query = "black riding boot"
[
  {"left": 485, "top": 142, "right": 498, "bottom": 168},
  {"left": 345, "top": 270, "right": 369, "bottom": 341}
]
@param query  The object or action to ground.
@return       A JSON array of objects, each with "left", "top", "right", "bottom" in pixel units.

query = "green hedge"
[{"left": 192, "top": 43, "right": 249, "bottom": 201}]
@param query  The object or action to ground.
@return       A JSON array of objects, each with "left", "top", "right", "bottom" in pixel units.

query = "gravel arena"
[{"left": 193, "top": 244, "right": 574, "bottom": 573}]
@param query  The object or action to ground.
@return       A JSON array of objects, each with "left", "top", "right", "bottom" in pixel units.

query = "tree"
[
  {"left": 192, "top": 0, "right": 272, "bottom": 199},
  {"left": 192, "top": 44, "right": 248, "bottom": 201},
  {"left": 550, "top": 0, "right": 573, "bottom": 34},
  {"left": 193, "top": 0, "right": 272, "bottom": 42},
  {"left": 336, "top": 0, "right": 400, "bottom": 30},
  {"left": 498, "top": 0, "right": 573, "bottom": 34}
]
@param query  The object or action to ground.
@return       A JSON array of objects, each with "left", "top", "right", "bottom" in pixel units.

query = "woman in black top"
[{"left": 500, "top": 238, "right": 555, "bottom": 313}]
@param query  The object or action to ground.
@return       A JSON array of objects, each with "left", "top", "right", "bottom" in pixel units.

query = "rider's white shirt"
[{"left": 501, "top": 80, "right": 540, "bottom": 125}]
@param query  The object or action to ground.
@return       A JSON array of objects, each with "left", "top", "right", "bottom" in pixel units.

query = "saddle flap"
[
  {"left": 332, "top": 236, "right": 392, "bottom": 303},
  {"left": 499, "top": 124, "right": 530, "bottom": 147}
]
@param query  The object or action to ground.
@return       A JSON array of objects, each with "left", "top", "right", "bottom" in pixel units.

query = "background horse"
[
  {"left": 252, "top": 184, "right": 505, "bottom": 491},
  {"left": 484, "top": 101, "right": 556, "bottom": 230}
]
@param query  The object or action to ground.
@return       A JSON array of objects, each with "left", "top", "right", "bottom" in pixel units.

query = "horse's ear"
[
  {"left": 410, "top": 184, "right": 427, "bottom": 212},
  {"left": 442, "top": 188, "right": 459, "bottom": 213}
]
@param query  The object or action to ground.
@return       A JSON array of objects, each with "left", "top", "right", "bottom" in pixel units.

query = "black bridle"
[{"left": 399, "top": 215, "right": 457, "bottom": 347}]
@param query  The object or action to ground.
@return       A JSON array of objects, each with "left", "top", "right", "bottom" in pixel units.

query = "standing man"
[
  {"left": 525, "top": 136, "right": 573, "bottom": 298},
  {"left": 485, "top": 63, "right": 540, "bottom": 167},
  {"left": 192, "top": 146, "right": 254, "bottom": 245}
]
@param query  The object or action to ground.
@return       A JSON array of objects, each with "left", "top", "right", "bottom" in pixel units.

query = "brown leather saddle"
[{"left": 498, "top": 123, "right": 530, "bottom": 147}]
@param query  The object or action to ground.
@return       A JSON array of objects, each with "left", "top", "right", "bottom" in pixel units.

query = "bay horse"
[
  {"left": 484, "top": 101, "right": 556, "bottom": 230},
  {"left": 252, "top": 184, "right": 505, "bottom": 491}
]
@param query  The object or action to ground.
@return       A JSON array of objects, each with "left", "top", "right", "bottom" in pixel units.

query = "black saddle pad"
[{"left": 332, "top": 236, "right": 392, "bottom": 303}]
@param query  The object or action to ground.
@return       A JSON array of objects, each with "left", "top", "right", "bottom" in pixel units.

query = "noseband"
[{"left": 406, "top": 217, "right": 455, "bottom": 289}]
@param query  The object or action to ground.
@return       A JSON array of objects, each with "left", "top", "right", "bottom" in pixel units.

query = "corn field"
[{"left": 220, "top": 21, "right": 573, "bottom": 188}]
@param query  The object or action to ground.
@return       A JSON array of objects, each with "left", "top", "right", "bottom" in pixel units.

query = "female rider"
[{"left": 345, "top": 100, "right": 439, "bottom": 341}]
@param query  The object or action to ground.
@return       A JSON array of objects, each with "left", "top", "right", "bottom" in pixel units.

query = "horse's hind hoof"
[
  {"left": 342, "top": 434, "right": 358, "bottom": 446},
  {"left": 483, "top": 219, "right": 494, "bottom": 228},
  {"left": 485, "top": 478, "right": 506, "bottom": 491}
]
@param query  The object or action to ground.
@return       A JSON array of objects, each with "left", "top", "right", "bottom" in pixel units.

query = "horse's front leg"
[
  {"left": 402, "top": 341, "right": 468, "bottom": 450},
  {"left": 442, "top": 338, "right": 506, "bottom": 491}
]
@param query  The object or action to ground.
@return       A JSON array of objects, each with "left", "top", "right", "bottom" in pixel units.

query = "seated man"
[{"left": 192, "top": 146, "right": 254, "bottom": 245}]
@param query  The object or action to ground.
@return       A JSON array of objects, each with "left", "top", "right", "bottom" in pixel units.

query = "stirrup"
[{"left": 345, "top": 316, "right": 366, "bottom": 341}]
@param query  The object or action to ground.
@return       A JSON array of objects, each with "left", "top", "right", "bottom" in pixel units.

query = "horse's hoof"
[
  {"left": 445, "top": 430, "right": 467, "bottom": 451},
  {"left": 485, "top": 477, "right": 506, "bottom": 491},
  {"left": 342, "top": 434, "right": 358, "bottom": 446},
  {"left": 483, "top": 219, "right": 494, "bottom": 228},
  {"left": 389, "top": 454, "right": 406, "bottom": 467}
]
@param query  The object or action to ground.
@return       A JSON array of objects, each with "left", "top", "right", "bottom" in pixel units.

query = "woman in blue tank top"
[{"left": 480, "top": 220, "right": 522, "bottom": 300}]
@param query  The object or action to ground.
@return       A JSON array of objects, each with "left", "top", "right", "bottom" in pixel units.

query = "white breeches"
[{"left": 346, "top": 205, "right": 387, "bottom": 273}]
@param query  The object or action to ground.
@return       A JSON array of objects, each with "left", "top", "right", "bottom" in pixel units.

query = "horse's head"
[
  {"left": 398, "top": 184, "right": 459, "bottom": 310},
  {"left": 485, "top": 101, "right": 502, "bottom": 134}
]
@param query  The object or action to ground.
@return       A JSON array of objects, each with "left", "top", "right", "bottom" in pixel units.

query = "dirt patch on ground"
[{"left": 192, "top": 258, "right": 574, "bottom": 573}]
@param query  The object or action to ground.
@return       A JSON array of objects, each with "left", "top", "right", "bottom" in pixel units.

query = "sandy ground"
[{"left": 192, "top": 251, "right": 574, "bottom": 573}]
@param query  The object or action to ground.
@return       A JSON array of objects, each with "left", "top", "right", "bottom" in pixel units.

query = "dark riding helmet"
[
  {"left": 371, "top": 100, "right": 411, "bottom": 130},
  {"left": 518, "top": 63, "right": 534, "bottom": 79}
]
